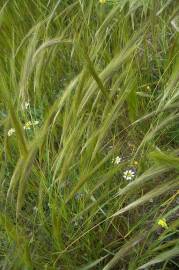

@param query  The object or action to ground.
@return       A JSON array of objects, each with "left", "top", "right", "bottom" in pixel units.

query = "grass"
[{"left": 0, "top": 0, "right": 179, "bottom": 269}]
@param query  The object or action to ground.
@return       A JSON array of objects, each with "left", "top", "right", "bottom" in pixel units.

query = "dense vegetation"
[{"left": 0, "top": 0, "right": 179, "bottom": 269}]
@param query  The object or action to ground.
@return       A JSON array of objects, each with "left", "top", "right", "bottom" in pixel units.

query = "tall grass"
[{"left": 0, "top": 0, "right": 179, "bottom": 269}]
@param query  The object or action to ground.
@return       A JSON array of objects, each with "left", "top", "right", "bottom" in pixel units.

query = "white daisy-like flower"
[
  {"left": 24, "top": 121, "right": 32, "bottom": 130},
  {"left": 123, "top": 169, "right": 135, "bottom": 181},
  {"left": 23, "top": 120, "right": 39, "bottom": 130},
  {"left": 7, "top": 128, "right": 15, "bottom": 137},
  {"left": 112, "top": 156, "right": 122, "bottom": 165}
]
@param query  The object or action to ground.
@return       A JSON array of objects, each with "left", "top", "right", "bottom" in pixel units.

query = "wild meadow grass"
[{"left": 0, "top": 0, "right": 179, "bottom": 269}]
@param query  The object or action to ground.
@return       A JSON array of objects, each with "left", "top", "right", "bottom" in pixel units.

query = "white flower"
[
  {"left": 7, "top": 128, "right": 15, "bottom": 137},
  {"left": 24, "top": 102, "right": 30, "bottom": 109},
  {"left": 112, "top": 156, "right": 122, "bottom": 165},
  {"left": 33, "top": 120, "right": 39, "bottom": 125},
  {"left": 24, "top": 121, "right": 32, "bottom": 130},
  {"left": 22, "top": 102, "right": 30, "bottom": 110},
  {"left": 23, "top": 120, "right": 39, "bottom": 130},
  {"left": 123, "top": 169, "right": 135, "bottom": 181}
]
